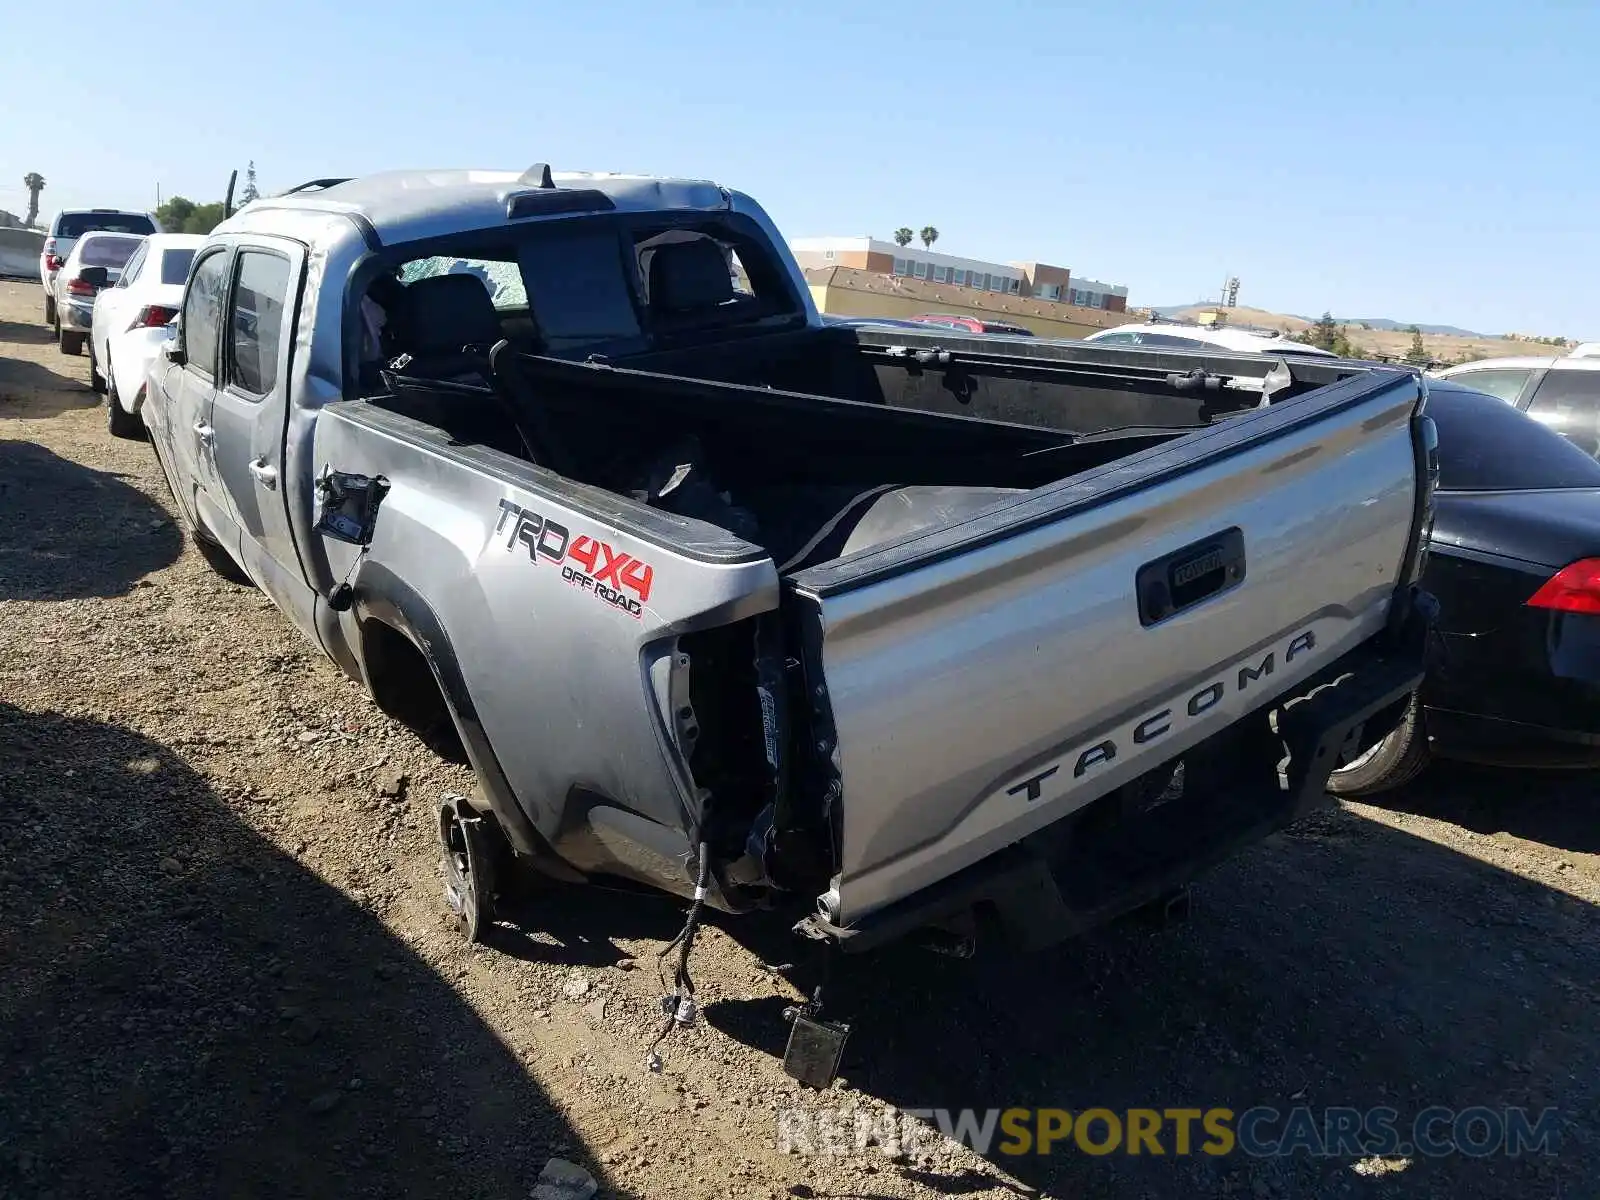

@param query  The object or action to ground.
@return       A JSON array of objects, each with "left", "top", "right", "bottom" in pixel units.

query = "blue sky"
[{"left": 4, "top": 0, "right": 1595, "bottom": 336}]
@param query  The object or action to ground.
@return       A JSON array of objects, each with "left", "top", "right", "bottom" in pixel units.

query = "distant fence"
[{"left": 0, "top": 227, "right": 44, "bottom": 279}]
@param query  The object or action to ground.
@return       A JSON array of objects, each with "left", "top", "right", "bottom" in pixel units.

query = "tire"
[
  {"left": 192, "top": 528, "right": 254, "bottom": 587},
  {"left": 44, "top": 294, "right": 56, "bottom": 326},
  {"left": 88, "top": 337, "right": 107, "bottom": 393},
  {"left": 105, "top": 366, "right": 144, "bottom": 440},
  {"left": 1327, "top": 694, "right": 1431, "bottom": 797},
  {"left": 59, "top": 328, "right": 85, "bottom": 356}
]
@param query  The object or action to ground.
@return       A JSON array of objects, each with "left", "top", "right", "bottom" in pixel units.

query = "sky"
[{"left": 3, "top": 0, "right": 1596, "bottom": 337}]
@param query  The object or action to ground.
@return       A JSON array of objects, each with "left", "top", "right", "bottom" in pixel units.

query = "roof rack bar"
[{"left": 276, "top": 178, "right": 354, "bottom": 197}]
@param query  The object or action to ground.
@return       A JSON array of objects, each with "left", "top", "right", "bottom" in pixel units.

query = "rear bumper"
[
  {"left": 62, "top": 299, "right": 95, "bottom": 330},
  {"left": 817, "top": 587, "right": 1433, "bottom": 954}
]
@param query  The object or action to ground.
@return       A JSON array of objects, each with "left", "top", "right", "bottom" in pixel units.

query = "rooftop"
[{"left": 228, "top": 168, "right": 735, "bottom": 246}]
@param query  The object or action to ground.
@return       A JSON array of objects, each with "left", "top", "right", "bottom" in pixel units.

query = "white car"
[
  {"left": 51, "top": 232, "right": 147, "bottom": 356},
  {"left": 1433, "top": 355, "right": 1600, "bottom": 458},
  {"left": 39, "top": 208, "right": 160, "bottom": 325},
  {"left": 1083, "top": 322, "right": 1341, "bottom": 358},
  {"left": 89, "top": 233, "right": 204, "bottom": 438}
]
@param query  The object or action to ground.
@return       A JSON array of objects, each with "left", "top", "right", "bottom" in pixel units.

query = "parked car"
[
  {"left": 817, "top": 313, "right": 931, "bottom": 331},
  {"left": 1330, "top": 381, "right": 1600, "bottom": 794},
  {"left": 50, "top": 232, "right": 146, "bottom": 355},
  {"left": 906, "top": 312, "right": 1035, "bottom": 336},
  {"left": 38, "top": 209, "right": 158, "bottom": 326},
  {"left": 1434, "top": 355, "right": 1600, "bottom": 459},
  {"left": 1083, "top": 322, "right": 1341, "bottom": 359},
  {"left": 89, "top": 233, "right": 204, "bottom": 436},
  {"left": 141, "top": 166, "right": 1432, "bottom": 1079}
]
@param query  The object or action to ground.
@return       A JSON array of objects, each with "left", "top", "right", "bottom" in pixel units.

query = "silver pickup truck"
[{"left": 142, "top": 168, "right": 1435, "bottom": 1030}]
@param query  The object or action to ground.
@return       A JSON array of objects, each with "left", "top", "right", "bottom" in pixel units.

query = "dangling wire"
[{"left": 645, "top": 842, "right": 711, "bottom": 1070}]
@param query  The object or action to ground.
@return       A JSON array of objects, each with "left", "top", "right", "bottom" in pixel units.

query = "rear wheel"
[
  {"left": 59, "top": 328, "right": 84, "bottom": 356},
  {"left": 44, "top": 294, "right": 56, "bottom": 326},
  {"left": 87, "top": 336, "right": 107, "bottom": 393},
  {"left": 105, "top": 366, "right": 144, "bottom": 440},
  {"left": 439, "top": 796, "right": 504, "bottom": 944},
  {"left": 1327, "top": 694, "right": 1431, "bottom": 797}
]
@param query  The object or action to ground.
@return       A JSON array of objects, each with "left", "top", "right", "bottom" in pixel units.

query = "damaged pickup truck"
[{"left": 143, "top": 166, "right": 1435, "bottom": 1075}]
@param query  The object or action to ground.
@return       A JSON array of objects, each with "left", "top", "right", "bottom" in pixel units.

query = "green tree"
[
  {"left": 155, "top": 196, "right": 226, "bottom": 235},
  {"left": 892, "top": 227, "right": 914, "bottom": 247},
  {"left": 1404, "top": 325, "right": 1429, "bottom": 365},
  {"left": 22, "top": 172, "right": 46, "bottom": 227},
  {"left": 1308, "top": 311, "right": 1340, "bottom": 351},
  {"left": 240, "top": 161, "right": 260, "bottom": 205},
  {"left": 919, "top": 225, "right": 939, "bottom": 250}
]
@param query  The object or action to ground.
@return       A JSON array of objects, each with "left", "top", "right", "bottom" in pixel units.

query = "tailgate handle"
[{"left": 1137, "top": 527, "right": 1246, "bottom": 626}]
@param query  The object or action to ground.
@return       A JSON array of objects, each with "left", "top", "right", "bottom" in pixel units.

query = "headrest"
[
  {"left": 644, "top": 235, "right": 734, "bottom": 314},
  {"left": 398, "top": 273, "right": 502, "bottom": 354}
]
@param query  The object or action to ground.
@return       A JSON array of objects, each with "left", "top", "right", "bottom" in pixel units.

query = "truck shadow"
[
  {"left": 0, "top": 703, "right": 637, "bottom": 1200},
  {"left": 706, "top": 807, "right": 1596, "bottom": 1199},
  {"left": 0, "top": 440, "right": 182, "bottom": 599},
  {"left": 0, "top": 315, "right": 56, "bottom": 347},
  {"left": 1360, "top": 760, "right": 1600, "bottom": 855}
]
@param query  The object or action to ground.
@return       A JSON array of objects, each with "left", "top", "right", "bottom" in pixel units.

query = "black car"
[{"left": 1330, "top": 380, "right": 1600, "bottom": 795}]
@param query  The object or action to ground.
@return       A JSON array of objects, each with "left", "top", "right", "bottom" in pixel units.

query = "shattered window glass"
[{"left": 398, "top": 256, "right": 526, "bottom": 310}]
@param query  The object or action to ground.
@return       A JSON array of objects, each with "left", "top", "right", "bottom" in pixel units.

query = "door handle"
[
  {"left": 193, "top": 420, "right": 214, "bottom": 444},
  {"left": 248, "top": 458, "right": 279, "bottom": 489}
]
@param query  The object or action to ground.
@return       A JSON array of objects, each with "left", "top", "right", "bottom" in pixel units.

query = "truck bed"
[{"left": 317, "top": 333, "right": 1428, "bottom": 943}]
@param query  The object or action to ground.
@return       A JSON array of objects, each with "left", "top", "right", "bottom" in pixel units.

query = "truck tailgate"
[{"left": 787, "top": 370, "right": 1424, "bottom": 927}]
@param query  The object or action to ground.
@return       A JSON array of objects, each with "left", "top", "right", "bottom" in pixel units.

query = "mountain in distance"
[
  {"left": 1149, "top": 304, "right": 1481, "bottom": 338},
  {"left": 1304, "top": 316, "right": 1482, "bottom": 337}
]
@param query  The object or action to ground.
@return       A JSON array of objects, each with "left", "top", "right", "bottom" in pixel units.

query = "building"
[
  {"left": 787, "top": 236, "right": 1128, "bottom": 313},
  {"left": 803, "top": 266, "right": 1133, "bottom": 341}
]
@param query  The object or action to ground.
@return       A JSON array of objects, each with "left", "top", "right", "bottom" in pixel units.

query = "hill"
[
  {"left": 1151, "top": 304, "right": 1480, "bottom": 337},
  {"left": 1144, "top": 303, "right": 1558, "bottom": 366}
]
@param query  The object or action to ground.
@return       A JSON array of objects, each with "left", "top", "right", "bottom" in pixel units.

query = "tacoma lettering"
[{"left": 1008, "top": 627, "right": 1321, "bottom": 802}]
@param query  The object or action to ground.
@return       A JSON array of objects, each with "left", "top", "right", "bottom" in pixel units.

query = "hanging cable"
[{"left": 645, "top": 841, "right": 711, "bottom": 1071}]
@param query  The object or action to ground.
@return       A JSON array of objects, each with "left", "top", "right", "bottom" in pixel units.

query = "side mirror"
[
  {"left": 163, "top": 333, "right": 186, "bottom": 366},
  {"left": 78, "top": 266, "right": 109, "bottom": 289}
]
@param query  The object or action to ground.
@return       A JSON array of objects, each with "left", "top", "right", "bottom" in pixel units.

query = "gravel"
[{"left": 1, "top": 278, "right": 1596, "bottom": 1199}]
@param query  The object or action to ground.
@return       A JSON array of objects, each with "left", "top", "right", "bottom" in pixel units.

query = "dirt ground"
[{"left": 0, "top": 277, "right": 1595, "bottom": 1200}]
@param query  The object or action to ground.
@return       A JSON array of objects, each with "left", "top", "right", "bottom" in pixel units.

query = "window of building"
[
  {"left": 1008, "top": 278, "right": 1020, "bottom": 294},
  {"left": 824, "top": 249, "right": 835, "bottom": 260},
  {"left": 893, "top": 258, "right": 908, "bottom": 276},
  {"left": 913, "top": 261, "right": 927, "bottom": 278},
  {"left": 933, "top": 265, "right": 948, "bottom": 282},
  {"left": 950, "top": 269, "right": 965, "bottom": 286}
]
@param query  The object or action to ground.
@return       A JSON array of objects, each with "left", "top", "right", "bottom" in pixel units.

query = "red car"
[{"left": 906, "top": 313, "right": 1035, "bottom": 337}]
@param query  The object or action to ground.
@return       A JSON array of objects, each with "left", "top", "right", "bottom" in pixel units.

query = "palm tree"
[
  {"left": 919, "top": 225, "right": 939, "bottom": 250},
  {"left": 893, "top": 227, "right": 914, "bottom": 247},
  {"left": 22, "top": 173, "right": 45, "bottom": 227}
]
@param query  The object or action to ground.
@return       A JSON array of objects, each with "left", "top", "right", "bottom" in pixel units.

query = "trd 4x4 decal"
[{"left": 494, "top": 499, "right": 655, "bottom": 619}]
